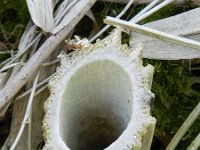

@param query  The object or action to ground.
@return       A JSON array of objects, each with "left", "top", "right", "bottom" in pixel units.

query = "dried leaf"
[{"left": 26, "top": 0, "right": 55, "bottom": 33}]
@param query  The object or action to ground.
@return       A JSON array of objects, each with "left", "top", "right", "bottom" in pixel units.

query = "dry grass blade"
[
  {"left": 0, "top": 51, "right": 11, "bottom": 55},
  {"left": 166, "top": 103, "right": 200, "bottom": 150},
  {"left": 54, "top": 0, "right": 69, "bottom": 17},
  {"left": 130, "top": 0, "right": 175, "bottom": 23},
  {"left": 133, "top": 0, "right": 161, "bottom": 19},
  {"left": 53, "top": 0, "right": 89, "bottom": 34},
  {"left": 26, "top": 0, "right": 55, "bottom": 33},
  {"left": 0, "top": 56, "right": 13, "bottom": 67},
  {"left": 89, "top": 0, "right": 134, "bottom": 42},
  {"left": 18, "top": 21, "right": 37, "bottom": 51},
  {"left": 54, "top": 0, "right": 78, "bottom": 25},
  {"left": 33, "top": 84, "right": 48, "bottom": 98},
  {"left": 187, "top": 133, "right": 200, "bottom": 150},
  {"left": 42, "top": 59, "right": 60, "bottom": 67},
  {"left": 0, "top": 62, "right": 25, "bottom": 73},
  {"left": 15, "top": 73, "right": 55, "bottom": 101},
  {"left": 10, "top": 71, "right": 40, "bottom": 150},
  {"left": 104, "top": 17, "right": 200, "bottom": 50},
  {"left": 2, "top": 33, "right": 42, "bottom": 69}
]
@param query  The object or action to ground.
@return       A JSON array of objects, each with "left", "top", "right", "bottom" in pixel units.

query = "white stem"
[
  {"left": 55, "top": 0, "right": 79, "bottom": 25},
  {"left": 98, "top": 0, "right": 191, "bottom": 5},
  {"left": 0, "top": 55, "right": 15, "bottom": 67},
  {"left": 89, "top": 0, "right": 134, "bottom": 42},
  {"left": 187, "top": 133, "right": 200, "bottom": 150},
  {"left": 42, "top": 59, "right": 60, "bottom": 67},
  {"left": 0, "top": 62, "right": 25, "bottom": 73},
  {"left": 15, "top": 73, "right": 55, "bottom": 101},
  {"left": 90, "top": 0, "right": 170, "bottom": 42},
  {"left": 104, "top": 17, "right": 200, "bottom": 50},
  {"left": 130, "top": 0, "right": 175, "bottom": 23},
  {"left": 166, "top": 103, "right": 200, "bottom": 150},
  {"left": 98, "top": 0, "right": 147, "bottom": 3},
  {"left": 133, "top": 0, "right": 161, "bottom": 19},
  {"left": 28, "top": 106, "right": 32, "bottom": 150},
  {"left": 3, "top": 33, "right": 42, "bottom": 68},
  {"left": 0, "top": 51, "right": 12, "bottom": 55},
  {"left": 10, "top": 71, "right": 40, "bottom": 150},
  {"left": 34, "top": 84, "right": 48, "bottom": 97}
]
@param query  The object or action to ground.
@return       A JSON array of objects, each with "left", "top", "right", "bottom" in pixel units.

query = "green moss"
[
  {"left": 0, "top": 0, "right": 29, "bottom": 26},
  {"left": 144, "top": 60, "right": 200, "bottom": 149},
  {"left": 0, "top": 0, "right": 29, "bottom": 49},
  {"left": 0, "top": 0, "right": 29, "bottom": 61}
]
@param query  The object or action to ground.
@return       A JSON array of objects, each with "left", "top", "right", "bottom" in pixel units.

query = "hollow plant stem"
[{"left": 133, "top": 0, "right": 161, "bottom": 19}]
